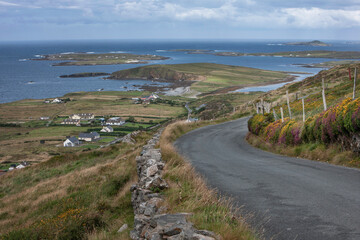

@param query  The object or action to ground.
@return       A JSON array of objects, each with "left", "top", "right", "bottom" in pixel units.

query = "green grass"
[
  {"left": 110, "top": 63, "right": 291, "bottom": 94},
  {"left": 0, "top": 132, "right": 153, "bottom": 239}
]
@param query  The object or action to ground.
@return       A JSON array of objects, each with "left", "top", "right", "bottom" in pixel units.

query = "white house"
[
  {"left": 70, "top": 113, "right": 94, "bottom": 120},
  {"left": 40, "top": 116, "right": 50, "bottom": 120},
  {"left": 62, "top": 119, "right": 81, "bottom": 126},
  {"left": 100, "top": 126, "right": 114, "bottom": 132},
  {"left": 63, "top": 137, "right": 80, "bottom": 147},
  {"left": 16, "top": 164, "right": 26, "bottom": 169},
  {"left": 52, "top": 98, "right": 63, "bottom": 103},
  {"left": 105, "top": 117, "right": 125, "bottom": 126},
  {"left": 78, "top": 132, "right": 100, "bottom": 142}
]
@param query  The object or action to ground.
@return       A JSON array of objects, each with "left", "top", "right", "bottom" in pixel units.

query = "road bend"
[{"left": 174, "top": 118, "right": 360, "bottom": 240}]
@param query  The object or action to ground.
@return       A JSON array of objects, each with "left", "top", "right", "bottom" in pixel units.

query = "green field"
[{"left": 110, "top": 63, "right": 292, "bottom": 93}]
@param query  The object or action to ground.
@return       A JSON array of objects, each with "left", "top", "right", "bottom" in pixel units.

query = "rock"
[
  {"left": 192, "top": 233, "right": 216, "bottom": 240},
  {"left": 146, "top": 165, "right": 159, "bottom": 177},
  {"left": 145, "top": 176, "right": 168, "bottom": 189},
  {"left": 117, "top": 223, "right": 128, "bottom": 233}
]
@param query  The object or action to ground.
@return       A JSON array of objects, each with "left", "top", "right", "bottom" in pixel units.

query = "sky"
[{"left": 1, "top": 0, "right": 360, "bottom": 41}]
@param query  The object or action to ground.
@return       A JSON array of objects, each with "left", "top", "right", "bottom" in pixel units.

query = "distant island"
[
  {"left": 213, "top": 50, "right": 360, "bottom": 59},
  {"left": 32, "top": 52, "right": 169, "bottom": 66},
  {"left": 284, "top": 40, "right": 330, "bottom": 46},
  {"left": 59, "top": 72, "right": 110, "bottom": 78}
]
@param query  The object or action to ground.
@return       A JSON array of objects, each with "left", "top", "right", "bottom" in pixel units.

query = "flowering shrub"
[
  {"left": 249, "top": 97, "right": 360, "bottom": 147},
  {"left": 248, "top": 113, "right": 274, "bottom": 135}
]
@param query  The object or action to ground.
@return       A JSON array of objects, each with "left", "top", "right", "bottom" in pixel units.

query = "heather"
[{"left": 248, "top": 97, "right": 360, "bottom": 148}]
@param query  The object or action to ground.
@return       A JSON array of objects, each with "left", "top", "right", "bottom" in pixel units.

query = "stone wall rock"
[{"left": 130, "top": 130, "right": 220, "bottom": 240}]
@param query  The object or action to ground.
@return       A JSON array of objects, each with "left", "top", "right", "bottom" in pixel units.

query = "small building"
[
  {"left": 100, "top": 126, "right": 114, "bottom": 132},
  {"left": 61, "top": 119, "right": 81, "bottom": 126},
  {"left": 40, "top": 116, "right": 50, "bottom": 120},
  {"left": 63, "top": 137, "right": 80, "bottom": 147},
  {"left": 52, "top": 98, "right": 63, "bottom": 104},
  {"left": 78, "top": 132, "right": 100, "bottom": 142},
  {"left": 70, "top": 113, "right": 94, "bottom": 120},
  {"left": 16, "top": 164, "right": 26, "bottom": 169},
  {"left": 140, "top": 93, "right": 160, "bottom": 102},
  {"left": 105, "top": 117, "right": 125, "bottom": 126}
]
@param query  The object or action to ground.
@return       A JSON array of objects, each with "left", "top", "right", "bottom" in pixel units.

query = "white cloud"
[
  {"left": 281, "top": 8, "right": 360, "bottom": 28},
  {"left": 0, "top": 1, "right": 20, "bottom": 7}
]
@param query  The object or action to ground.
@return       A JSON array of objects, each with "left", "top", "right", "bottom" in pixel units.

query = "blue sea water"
[{"left": 1, "top": 39, "right": 359, "bottom": 103}]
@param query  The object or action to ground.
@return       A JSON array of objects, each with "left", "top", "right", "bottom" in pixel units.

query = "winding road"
[{"left": 175, "top": 118, "right": 360, "bottom": 240}]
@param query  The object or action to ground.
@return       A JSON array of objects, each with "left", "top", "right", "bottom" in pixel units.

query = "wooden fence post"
[
  {"left": 286, "top": 91, "right": 292, "bottom": 119},
  {"left": 302, "top": 98, "right": 305, "bottom": 122},
  {"left": 322, "top": 78, "right": 327, "bottom": 111},
  {"left": 273, "top": 109, "right": 278, "bottom": 121},
  {"left": 280, "top": 107, "right": 284, "bottom": 122},
  {"left": 353, "top": 68, "right": 357, "bottom": 100}
]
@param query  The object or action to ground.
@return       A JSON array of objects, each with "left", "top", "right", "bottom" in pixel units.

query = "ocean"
[{"left": 1, "top": 39, "right": 359, "bottom": 103}]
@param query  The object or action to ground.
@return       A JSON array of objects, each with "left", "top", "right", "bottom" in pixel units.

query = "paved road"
[{"left": 175, "top": 118, "right": 360, "bottom": 240}]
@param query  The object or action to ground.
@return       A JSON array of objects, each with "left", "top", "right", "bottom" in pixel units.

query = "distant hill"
[{"left": 285, "top": 40, "right": 330, "bottom": 46}]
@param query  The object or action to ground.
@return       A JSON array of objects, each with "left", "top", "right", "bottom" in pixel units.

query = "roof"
[
  {"left": 63, "top": 119, "right": 80, "bottom": 122},
  {"left": 79, "top": 133, "right": 94, "bottom": 138},
  {"left": 104, "top": 126, "right": 113, "bottom": 130},
  {"left": 67, "top": 136, "right": 79, "bottom": 143},
  {"left": 79, "top": 132, "right": 99, "bottom": 138}
]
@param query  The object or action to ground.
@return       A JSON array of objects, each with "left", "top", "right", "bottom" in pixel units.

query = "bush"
[{"left": 250, "top": 97, "right": 360, "bottom": 148}]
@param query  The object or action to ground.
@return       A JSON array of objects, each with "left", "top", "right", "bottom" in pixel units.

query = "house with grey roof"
[
  {"left": 78, "top": 132, "right": 100, "bottom": 142},
  {"left": 63, "top": 137, "right": 80, "bottom": 147}
]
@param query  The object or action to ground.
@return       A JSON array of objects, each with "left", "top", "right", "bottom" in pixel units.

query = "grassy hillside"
[
  {"left": 109, "top": 63, "right": 292, "bottom": 93},
  {"left": 0, "top": 132, "right": 152, "bottom": 239},
  {"left": 247, "top": 63, "right": 360, "bottom": 168}
]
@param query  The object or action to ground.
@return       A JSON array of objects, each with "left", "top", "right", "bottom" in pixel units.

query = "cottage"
[
  {"left": 70, "top": 113, "right": 94, "bottom": 120},
  {"left": 78, "top": 132, "right": 100, "bottom": 142},
  {"left": 63, "top": 137, "right": 80, "bottom": 147},
  {"left": 52, "top": 98, "right": 63, "bottom": 103},
  {"left": 140, "top": 93, "right": 160, "bottom": 102},
  {"left": 61, "top": 119, "right": 81, "bottom": 126},
  {"left": 16, "top": 164, "right": 26, "bottom": 169},
  {"left": 105, "top": 117, "right": 125, "bottom": 126},
  {"left": 100, "top": 126, "right": 114, "bottom": 132}
]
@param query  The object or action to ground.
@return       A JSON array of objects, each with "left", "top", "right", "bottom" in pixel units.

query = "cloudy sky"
[{"left": 1, "top": 0, "right": 360, "bottom": 41}]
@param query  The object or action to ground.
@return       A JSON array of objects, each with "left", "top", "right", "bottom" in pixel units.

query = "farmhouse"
[
  {"left": 78, "top": 132, "right": 100, "bottom": 142},
  {"left": 140, "top": 93, "right": 160, "bottom": 102},
  {"left": 63, "top": 137, "right": 80, "bottom": 147},
  {"left": 61, "top": 119, "right": 80, "bottom": 126},
  {"left": 70, "top": 113, "right": 94, "bottom": 120},
  {"left": 100, "top": 126, "right": 114, "bottom": 132},
  {"left": 52, "top": 98, "right": 63, "bottom": 103},
  {"left": 105, "top": 117, "right": 125, "bottom": 126}
]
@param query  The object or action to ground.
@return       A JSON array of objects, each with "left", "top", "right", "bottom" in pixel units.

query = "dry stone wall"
[{"left": 130, "top": 130, "right": 219, "bottom": 240}]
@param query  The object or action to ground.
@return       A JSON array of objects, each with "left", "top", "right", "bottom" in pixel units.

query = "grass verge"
[
  {"left": 159, "top": 121, "right": 259, "bottom": 240},
  {"left": 246, "top": 133, "right": 360, "bottom": 168}
]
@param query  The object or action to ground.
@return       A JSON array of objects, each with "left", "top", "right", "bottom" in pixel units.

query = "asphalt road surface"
[{"left": 175, "top": 118, "right": 360, "bottom": 240}]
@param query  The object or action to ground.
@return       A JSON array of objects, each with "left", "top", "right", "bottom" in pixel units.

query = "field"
[
  {"left": 0, "top": 91, "right": 186, "bottom": 167},
  {"left": 110, "top": 63, "right": 292, "bottom": 94}
]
